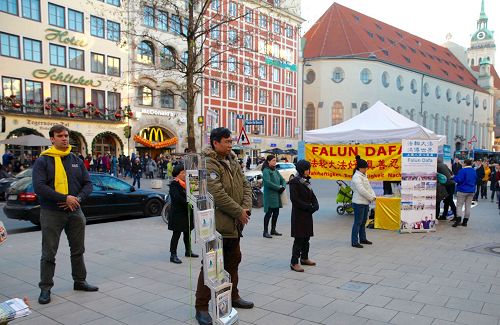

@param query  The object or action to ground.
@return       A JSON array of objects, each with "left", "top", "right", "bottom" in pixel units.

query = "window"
[
  {"left": 49, "top": 44, "right": 65, "bottom": 67},
  {"left": 410, "top": 79, "right": 417, "bottom": 94},
  {"left": 158, "top": 10, "right": 168, "bottom": 30},
  {"left": 466, "top": 94, "right": 471, "bottom": 106},
  {"left": 243, "top": 60, "right": 251, "bottom": 75},
  {"left": 23, "top": 38, "right": 41, "bottom": 62},
  {"left": 244, "top": 86, "right": 252, "bottom": 101},
  {"left": 474, "top": 96, "right": 479, "bottom": 108},
  {"left": 285, "top": 94, "right": 291, "bottom": 108},
  {"left": 91, "top": 89, "right": 105, "bottom": 109},
  {"left": 456, "top": 91, "right": 462, "bottom": 104},
  {"left": 272, "top": 67, "right": 279, "bottom": 82},
  {"left": 161, "top": 46, "right": 176, "bottom": 68},
  {"left": 179, "top": 92, "right": 187, "bottom": 110},
  {"left": 245, "top": 8, "right": 252, "bottom": 23},
  {"left": 228, "top": 56, "right": 236, "bottom": 72},
  {"left": 0, "top": 33, "right": 19, "bottom": 58},
  {"left": 285, "top": 25, "right": 293, "bottom": 38},
  {"left": 228, "top": 111, "right": 236, "bottom": 132},
  {"left": 360, "top": 68, "right": 372, "bottom": 84},
  {"left": 138, "top": 86, "right": 152, "bottom": 106},
  {"left": 423, "top": 82, "right": 430, "bottom": 96},
  {"left": 273, "top": 117, "right": 279, "bottom": 135},
  {"left": 273, "top": 20, "right": 280, "bottom": 34},
  {"left": 360, "top": 102, "right": 369, "bottom": 113},
  {"left": 106, "top": 0, "right": 120, "bottom": 6},
  {"left": 435, "top": 85, "right": 441, "bottom": 99},
  {"left": 259, "top": 114, "right": 266, "bottom": 135},
  {"left": 305, "top": 70, "right": 315, "bottom": 84},
  {"left": 273, "top": 92, "right": 279, "bottom": 107},
  {"left": 259, "top": 14, "right": 267, "bottom": 28},
  {"left": 181, "top": 51, "right": 188, "bottom": 65},
  {"left": 22, "top": 0, "right": 40, "bottom": 21},
  {"left": 259, "top": 89, "right": 266, "bottom": 104},
  {"left": 2, "top": 77, "right": 21, "bottom": 99},
  {"left": 48, "top": 3, "right": 64, "bottom": 27},
  {"left": 211, "top": 0, "right": 220, "bottom": 12},
  {"left": 70, "top": 86, "right": 85, "bottom": 108},
  {"left": 107, "top": 21, "right": 120, "bottom": 41},
  {"left": 332, "top": 67, "right": 344, "bottom": 83},
  {"left": 68, "top": 9, "right": 83, "bottom": 32},
  {"left": 228, "top": 1, "right": 237, "bottom": 16},
  {"left": 143, "top": 6, "right": 154, "bottom": 27},
  {"left": 90, "top": 16, "right": 105, "bottom": 38},
  {"left": 211, "top": 24, "right": 220, "bottom": 39},
  {"left": 211, "top": 52, "right": 220, "bottom": 69},
  {"left": 51, "top": 84, "right": 67, "bottom": 108},
  {"left": 382, "top": 72, "right": 390, "bottom": 88},
  {"left": 228, "top": 83, "right": 236, "bottom": 99},
  {"left": 259, "top": 64, "right": 266, "bottom": 79},
  {"left": 160, "top": 90, "right": 174, "bottom": 109},
  {"left": 332, "top": 101, "right": 343, "bottom": 125},
  {"left": 245, "top": 113, "right": 251, "bottom": 132},
  {"left": 228, "top": 29, "right": 237, "bottom": 45},
  {"left": 137, "top": 41, "right": 154, "bottom": 64},
  {"left": 211, "top": 80, "right": 220, "bottom": 97},
  {"left": 483, "top": 99, "right": 487, "bottom": 110},
  {"left": 25, "top": 80, "right": 43, "bottom": 105},
  {"left": 396, "top": 75, "right": 404, "bottom": 90},
  {"left": 68, "top": 48, "right": 84, "bottom": 70},
  {"left": 107, "top": 56, "right": 120, "bottom": 76},
  {"left": 446, "top": 89, "right": 452, "bottom": 102},
  {"left": 171, "top": 15, "right": 181, "bottom": 34},
  {"left": 285, "top": 119, "right": 291, "bottom": 137},
  {"left": 286, "top": 71, "right": 292, "bottom": 85},
  {"left": 101, "top": 176, "right": 131, "bottom": 191},
  {"left": 91, "top": 52, "right": 105, "bottom": 74},
  {"left": 0, "top": 0, "right": 17, "bottom": 15}
]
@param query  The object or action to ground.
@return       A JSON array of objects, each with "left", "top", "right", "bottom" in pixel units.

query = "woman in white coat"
[{"left": 351, "top": 156, "right": 376, "bottom": 248}]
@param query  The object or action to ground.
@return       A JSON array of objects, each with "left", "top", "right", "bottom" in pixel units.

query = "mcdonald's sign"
[{"left": 140, "top": 127, "right": 164, "bottom": 142}]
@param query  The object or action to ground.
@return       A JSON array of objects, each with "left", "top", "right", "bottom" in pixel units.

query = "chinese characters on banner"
[
  {"left": 305, "top": 143, "right": 402, "bottom": 181},
  {"left": 400, "top": 139, "right": 438, "bottom": 233}
]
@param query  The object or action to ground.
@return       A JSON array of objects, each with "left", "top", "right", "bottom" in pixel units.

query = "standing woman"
[
  {"left": 131, "top": 158, "right": 142, "bottom": 189},
  {"left": 262, "top": 155, "right": 286, "bottom": 238},
  {"left": 168, "top": 164, "right": 198, "bottom": 264},
  {"left": 289, "top": 160, "right": 319, "bottom": 272},
  {"left": 351, "top": 156, "right": 376, "bottom": 248}
]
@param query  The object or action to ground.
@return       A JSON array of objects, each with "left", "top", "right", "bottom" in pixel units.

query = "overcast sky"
[{"left": 300, "top": 0, "right": 499, "bottom": 49}]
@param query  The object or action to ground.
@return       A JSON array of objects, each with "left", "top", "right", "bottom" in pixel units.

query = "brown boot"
[
  {"left": 300, "top": 259, "right": 316, "bottom": 266},
  {"left": 290, "top": 264, "right": 304, "bottom": 272}
]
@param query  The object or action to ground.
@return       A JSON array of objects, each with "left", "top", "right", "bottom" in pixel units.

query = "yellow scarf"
[{"left": 40, "top": 145, "right": 72, "bottom": 194}]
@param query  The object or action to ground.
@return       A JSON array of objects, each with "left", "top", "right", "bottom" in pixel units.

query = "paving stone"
[
  {"left": 322, "top": 312, "right": 368, "bottom": 325},
  {"left": 261, "top": 298, "right": 304, "bottom": 315},
  {"left": 356, "top": 305, "right": 398, "bottom": 322},
  {"left": 56, "top": 309, "right": 104, "bottom": 325},
  {"left": 324, "top": 299, "right": 365, "bottom": 315},
  {"left": 385, "top": 298, "right": 424, "bottom": 314},
  {"left": 445, "top": 297, "right": 484, "bottom": 313},
  {"left": 119, "top": 310, "right": 169, "bottom": 325},
  {"left": 389, "top": 312, "right": 434, "bottom": 325},
  {"left": 294, "top": 293, "right": 334, "bottom": 308},
  {"left": 253, "top": 311, "right": 301, "bottom": 325},
  {"left": 290, "top": 305, "right": 335, "bottom": 323},
  {"left": 412, "top": 292, "right": 449, "bottom": 307},
  {"left": 236, "top": 307, "right": 271, "bottom": 323},
  {"left": 481, "top": 302, "right": 500, "bottom": 317},
  {"left": 354, "top": 294, "right": 392, "bottom": 307},
  {"left": 419, "top": 305, "right": 459, "bottom": 321},
  {"left": 455, "top": 311, "right": 499, "bottom": 325}
]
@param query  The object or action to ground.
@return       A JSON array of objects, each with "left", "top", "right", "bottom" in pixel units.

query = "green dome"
[{"left": 471, "top": 29, "right": 494, "bottom": 42}]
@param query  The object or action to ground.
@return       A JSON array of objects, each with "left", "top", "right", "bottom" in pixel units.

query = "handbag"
[
  {"left": 0, "top": 220, "right": 7, "bottom": 245},
  {"left": 280, "top": 188, "right": 288, "bottom": 206}
]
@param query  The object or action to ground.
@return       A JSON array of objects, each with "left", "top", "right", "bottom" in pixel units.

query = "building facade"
[
  {"left": 302, "top": 3, "right": 495, "bottom": 151},
  {"left": 202, "top": 0, "right": 303, "bottom": 162}
]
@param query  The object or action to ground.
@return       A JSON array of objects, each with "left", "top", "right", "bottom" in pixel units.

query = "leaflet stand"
[{"left": 184, "top": 154, "right": 238, "bottom": 325}]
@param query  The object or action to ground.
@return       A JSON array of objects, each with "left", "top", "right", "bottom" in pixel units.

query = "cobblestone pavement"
[{"left": 1, "top": 179, "right": 500, "bottom": 325}]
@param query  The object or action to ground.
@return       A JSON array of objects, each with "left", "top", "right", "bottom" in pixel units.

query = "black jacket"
[
  {"left": 475, "top": 166, "right": 485, "bottom": 185},
  {"left": 452, "top": 162, "right": 462, "bottom": 176},
  {"left": 131, "top": 162, "right": 142, "bottom": 176},
  {"left": 32, "top": 153, "right": 93, "bottom": 211},
  {"left": 167, "top": 180, "right": 194, "bottom": 232},
  {"left": 289, "top": 176, "right": 318, "bottom": 238}
]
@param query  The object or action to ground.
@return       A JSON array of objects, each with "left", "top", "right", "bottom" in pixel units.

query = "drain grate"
[
  {"left": 339, "top": 281, "right": 372, "bottom": 293},
  {"left": 464, "top": 243, "right": 500, "bottom": 257}
]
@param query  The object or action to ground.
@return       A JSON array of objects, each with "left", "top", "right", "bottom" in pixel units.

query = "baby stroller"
[{"left": 336, "top": 180, "right": 354, "bottom": 215}]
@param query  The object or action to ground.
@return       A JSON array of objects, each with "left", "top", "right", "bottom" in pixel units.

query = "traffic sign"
[
  {"left": 237, "top": 127, "right": 250, "bottom": 145},
  {"left": 469, "top": 135, "right": 477, "bottom": 143}
]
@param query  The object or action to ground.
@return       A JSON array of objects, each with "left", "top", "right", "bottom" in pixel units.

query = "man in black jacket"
[
  {"left": 32, "top": 125, "right": 95, "bottom": 305},
  {"left": 472, "top": 160, "right": 485, "bottom": 201},
  {"left": 452, "top": 157, "right": 462, "bottom": 176}
]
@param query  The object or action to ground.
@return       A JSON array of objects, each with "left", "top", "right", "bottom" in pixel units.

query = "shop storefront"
[{"left": 133, "top": 126, "right": 177, "bottom": 159}]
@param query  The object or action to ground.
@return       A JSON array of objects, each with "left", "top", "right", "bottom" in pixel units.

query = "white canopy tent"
[{"left": 304, "top": 101, "right": 446, "bottom": 145}]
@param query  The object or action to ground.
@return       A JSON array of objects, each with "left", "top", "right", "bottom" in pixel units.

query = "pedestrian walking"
[
  {"left": 473, "top": 160, "right": 485, "bottom": 201},
  {"left": 168, "top": 164, "right": 198, "bottom": 264},
  {"left": 481, "top": 161, "right": 491, "bottom": 199},
  {"left": 131, "top": 158, "right": 142, "bottom": 189},
  {"left": 195, "top": 127, "right": 253, "bottom": 325},
  {"left": 261, "top": 155, "right": 286, "bottom": 238},
  {"left": 289, "top": 159, "right": 318, "bottom": 272},
  {"left": 351, "top": 156, "right": 376, "bottom": 248},
  {"left": 32, "top": 125, "right": 96, "bottom": 305},
  {"left": 110, "top": 155, "right": 117, "bottom": 176},
  {"left": 147, "top": 158, "right": 157, "bottom": 179},
  {"left": 453, "top": 159, "right": 478, "bottom": 227},
  {"left": 489, "top": 163, "right": 498, "bottom": 202}
]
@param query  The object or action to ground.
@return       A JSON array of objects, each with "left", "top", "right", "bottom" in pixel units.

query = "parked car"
[
  {"left": 0, "top": 168, "right": 32, "bottom": 200},
  {"left": 244, "top": 170, "right": 263, "bottom": 188},
  {"left": 275, "top": 162, "right": 297, "bottom": 182},
  {"left": 4, "top": 173, "right": 167, "bottom": 226}
]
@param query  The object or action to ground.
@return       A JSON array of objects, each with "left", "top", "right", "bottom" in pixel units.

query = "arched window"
[
  {"left": 470, "top": 58, "right": 474, "bottom": 66},
  {"left": 182, "top": 51, "right": 188, "bottom": 65},
  {"left": 137, "top": 41, "right": 154, "bottom": 64},
  {"left": 360, "top": 68, "right": 372, "bottom": 84},
  {"left": 332, "top": 101, "right": 344, "bottom": 125},
  {"left": 382, "top": 72, "right": 390, "bottom": 88},
  {"left": 160, "top": 90, "right": 174, "bottom": 109},
  {"left": 179, "top": 92, "right": 187, "bottom": 110},
  {"left": 305, "top": 104, "right": 315, "bottom": 130},
  {"left": 410, "top": 79, "right": 417, "bottom": 94},
  {"left": 332, "top": 67, "right": 344, "bottom": 83},
  {"left": 138, "top": 86, "right": 153, "bottom": 106},
  {"left": 160, "top": 46, "right": 176, "bottom": 68},
  {"left": 396, "top": 75, "right": 404, "bottom": 90},
  {"left": 360, "top": 102, "right": 369, "bottom": 113},
  {"left": 434, "top": 113, "right": 440, "bottom": 133},
  {"left": 422, "top": 111, "right": 428, "bottom": 128}
]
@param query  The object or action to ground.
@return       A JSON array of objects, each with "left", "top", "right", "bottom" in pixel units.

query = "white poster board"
[{"left": 400, "top": 139, "right": 438, "bottom": 233}]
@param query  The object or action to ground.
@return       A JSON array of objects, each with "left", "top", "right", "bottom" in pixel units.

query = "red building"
[{"left": 202, "top": 0, "right": 303, "bottom": 159}]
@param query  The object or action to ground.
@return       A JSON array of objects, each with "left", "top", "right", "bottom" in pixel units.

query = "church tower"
[{"left": 467, "top": 0, "right": 496, "bottom": 67}]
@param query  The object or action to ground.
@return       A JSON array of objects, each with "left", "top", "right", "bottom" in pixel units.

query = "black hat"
[
  {"left": 356, "top": 156, "right": 368, "bottom": 169},
  {"left": 172, "top": 164, "right": 184, "bottom": 177},
  {"left": 295, "top": 160, "right": 311, "bottom": 176}
]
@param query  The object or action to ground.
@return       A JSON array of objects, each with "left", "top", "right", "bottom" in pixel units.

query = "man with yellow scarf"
[{"left": 32, "top": 125, "right": 94, "bottom": 305}]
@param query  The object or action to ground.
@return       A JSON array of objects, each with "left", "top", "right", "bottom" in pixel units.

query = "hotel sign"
[
  {"left": 45, "top": 28, "right": 88, "bottom": 47},
  {"left": 32, "top": 68, "right": 102, "bottom": 87}
]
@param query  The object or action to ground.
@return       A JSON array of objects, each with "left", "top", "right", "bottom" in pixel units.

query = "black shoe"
[
  {"left": 170, "top": 254, "right": 182, "bottom": 264},
  {"left": 185, "top": 252, "right": 199, "bottom": 258},
  {"left": 73, "top": 281, "right": 99, "bottom": 292},
  {"left": 263, "top": 232, "right": 272, "bottom": 239},
  {"left": 38, "top": 289, "right": 51, "bottom": 304},
  {"left": 437, "top": 216, "right": 447, "bottom": 220},
  {"left": 360, "top": 240, "right": 372, "bottom": 245},
  {"left": 452, "top": 217, "right": 462, "bottom": 228},
  {"left": 270, "top": 230, "right": 282, "bottom": 236},
  {"left": 232, "top": 297, "right": 254, "bottom": 309},
  {"left": 195, "top": 310, "right": 213, "bottom": 325},
  {"left": 461, "top": 218, "right": 468, "bottom": 227},
  {"left": 352, "top": 243, "right": 363, "bottom": 248}
]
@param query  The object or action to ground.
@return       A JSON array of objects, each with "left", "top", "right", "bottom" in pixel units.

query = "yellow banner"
[{"left": 305, "top": 143, "right": 402, "bottom": 181}]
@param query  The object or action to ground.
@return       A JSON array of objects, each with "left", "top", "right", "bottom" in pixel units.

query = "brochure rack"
[{"left": 184, "top": 154, "right": 238, "bottom": 325}]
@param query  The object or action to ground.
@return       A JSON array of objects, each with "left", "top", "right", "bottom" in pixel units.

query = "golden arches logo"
[{"left": 141, "top": 127, "right": 164, "bottom": 142}]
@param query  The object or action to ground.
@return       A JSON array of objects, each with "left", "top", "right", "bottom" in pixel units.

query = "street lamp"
[
  {"left": 198, "top": 115, "right": 204, "bottom": 151},
  {"left": 301, "top": 60, "right": 312, "bottom": 141}
]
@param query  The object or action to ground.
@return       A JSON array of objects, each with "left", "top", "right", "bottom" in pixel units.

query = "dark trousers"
[
  {"left": 263, "top": 208, "right": 280, "bottom": 233},
  {"left": 132, "top": 175, "right": 141, "bottom": 188},
  {"left": 39, "top": 208, "right": 87, "bottom": 290},
  {"left": 473, "top": 182, "right": 482, "bottom": 200},
  {"left": 169, "top": 231, "right": 190, "bottom": 254},
  {"left": 195, "top": 238, "right": 241, "bottom": 311},
  {"left": 442, "top": 184, "right": 457, "bottom": 217},
  {"left": 352, "top": 203, "right": 369, "bottom": 245},
  {"left": 291, "top": 237, "right": 310, "bottom": 265},
  {"left": 480, "top": 181, "right": 488, "bottom": 198}
]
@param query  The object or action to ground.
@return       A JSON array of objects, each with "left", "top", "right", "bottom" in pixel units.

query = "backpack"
[{"left": 436, "top": 173, "right": 447, "bottom": 185}]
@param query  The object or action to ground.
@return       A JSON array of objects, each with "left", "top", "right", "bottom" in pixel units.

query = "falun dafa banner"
[{"left": 305, "top": 143, "right": 402, "bottom": 181}]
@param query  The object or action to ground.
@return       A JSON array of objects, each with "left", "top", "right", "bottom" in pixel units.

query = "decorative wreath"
[{"left": 133, "top": 134, "right": 178, "bottom": 149}]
